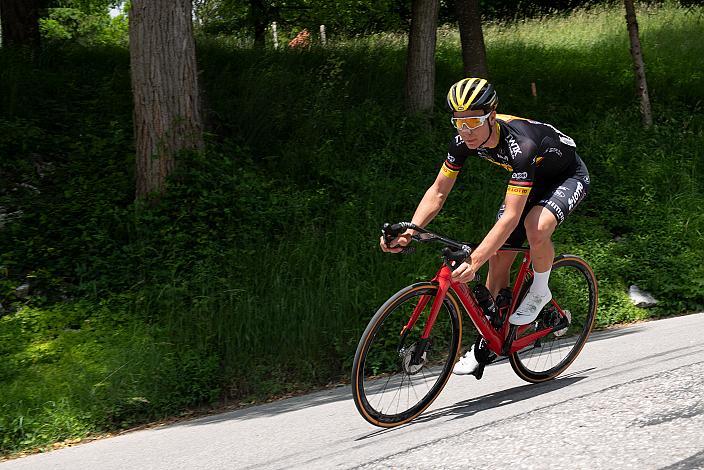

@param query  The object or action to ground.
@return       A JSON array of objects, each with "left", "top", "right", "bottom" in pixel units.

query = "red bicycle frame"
[{"left": 401, "top": 247, "right": 568, "bottom": 356}]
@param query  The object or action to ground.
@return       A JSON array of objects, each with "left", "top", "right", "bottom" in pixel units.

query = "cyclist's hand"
[
  {"left": 380, "top": 231, "right": 412, "bottom": 253},
  {"left": 451, "top": 261, "right": 476, "bottom": 283}
]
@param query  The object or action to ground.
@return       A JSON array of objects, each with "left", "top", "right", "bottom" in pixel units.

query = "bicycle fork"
[{"left": 398, "top": 276, "right": 452, "bottom": 366}]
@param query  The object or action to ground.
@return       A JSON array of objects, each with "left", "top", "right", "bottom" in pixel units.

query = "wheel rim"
[
  {"left": 512, "top": 258, "right": 597, "bottom": 379},
  {"left": 357, "top": 287, "right": 460, "bottom": 424}
]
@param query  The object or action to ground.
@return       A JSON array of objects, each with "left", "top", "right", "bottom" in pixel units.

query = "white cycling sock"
[{"left": 530, "top": 267, "right": 552, "bottom": 296}]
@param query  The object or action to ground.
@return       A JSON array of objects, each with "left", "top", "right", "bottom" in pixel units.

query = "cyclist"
[{"left": 379, "top": 78, "right": 590, "bottom": 377}]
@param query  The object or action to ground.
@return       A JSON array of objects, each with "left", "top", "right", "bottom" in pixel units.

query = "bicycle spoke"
[
  {"left": 510, "top": 256, "right": 597, "bottom": 382},
  {"left": 353, "top": 284, "right": 461, "bottom": 425}
]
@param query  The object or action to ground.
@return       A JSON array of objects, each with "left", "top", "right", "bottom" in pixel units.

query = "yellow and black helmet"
[{"left": 446, "top": 78, "right": 498, "bottom": 112}]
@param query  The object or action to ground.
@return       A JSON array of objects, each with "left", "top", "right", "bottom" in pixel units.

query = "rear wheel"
[
  {"left": 352, "top": 282, "right": 462, "bottom": 427},
  {"left": 510, "top": 255, "right": 598, "bottom": 383}
]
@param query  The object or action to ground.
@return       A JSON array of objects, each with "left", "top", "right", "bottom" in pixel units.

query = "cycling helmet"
[{"left": 446, "top": 78, "right": 498, "bottom": 112}]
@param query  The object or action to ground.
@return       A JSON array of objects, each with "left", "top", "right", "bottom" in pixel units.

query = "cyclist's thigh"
[
  {"left": 496, "top": 203, "right": 529, "bottom": 247},
  {"left": 535, "top": 176, "right": 589, "bottom": 226},
  {"left": 523, "top": 204, "right": 559, "bottom": 237}
]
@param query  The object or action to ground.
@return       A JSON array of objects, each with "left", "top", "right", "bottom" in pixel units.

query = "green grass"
[
  {"left": 0, "top": 299, "right": 220, "bottom": 453},
  {"left": 1, "top": 1, "right": 703, "bottom": 455}
]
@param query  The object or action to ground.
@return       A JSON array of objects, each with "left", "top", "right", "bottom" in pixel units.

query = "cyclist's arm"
[
  {"left": 382, "top": 141, "right": 466, "bottom": 252},
  {"left": 468, "top": 192, "right": 527, "bottom": 270},
  {"left": 468, "top": 144, "right": 536, "bottom": 271},
  {"left": 407, "top": 169, "right": 457, "bottom": 234},
  {"left": 407, "top": 138, "right": 467, "bottom": 233},
  {"left": 381, "top": 170, "right": 456, "bottom": 252}
]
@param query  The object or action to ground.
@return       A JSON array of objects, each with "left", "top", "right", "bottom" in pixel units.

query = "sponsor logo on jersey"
[
  {"left": 544, "top": 200, "right": 565, "bottom": 223},
  {"left": 546, "top": 147, "right": 563, "bottom": 157},
  {"left": 477, "top": 147, "right": 513, "bottom": 171},
  {"left": 454, "top": 135, "right": 463, "bottom": 145},
  {"left": 507, "top": 185, "right": 531, "bottom": 196},
  {"left": 568, "top": 181, "right": 584, "bottom": 210},
  {"left": 558, "top": 186, "right": 568, "bottom": 191},
  {"left": 583, "top": 175, "right": 590, "bottom": 184},
  {"left": 447, "top": 154, "right": 456, "bottom": 163},
  {"left": 494, "top": 162, "right": 513, "bottom": 171},
  {"left": 554, "top": 190, "right": 566, "bottom": 198},
  {"left": 511, "top": 172, "right": 528, "bottom": 180},
  {"left": 506, "top": 135, "right": 522, "bottom": 157}
]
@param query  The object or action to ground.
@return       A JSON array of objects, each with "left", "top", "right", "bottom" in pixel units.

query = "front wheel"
[
  {"left": 351, "top": 282, "right": 462, "bottom": 427},
  {"left": 510, "top": 255, "right": 598, "bottom": 383}
]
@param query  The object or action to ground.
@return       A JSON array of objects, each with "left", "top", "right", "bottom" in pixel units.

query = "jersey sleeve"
[
  {"left": 506, "top": 139, "right": 538, "bottom": 196},
  {"left": 441, "top": 135, "right": 469, "bottom": 179}
]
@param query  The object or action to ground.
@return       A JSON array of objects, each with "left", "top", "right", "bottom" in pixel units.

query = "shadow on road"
[
  {"left": 176, "top": 325, "right": 654, "bottom": 430},
  {"left": 178, "top": 325, "right": 646, "bottom": 428},
  {"left": 586, "top": 325, "right": 643, "bottom": 343},
  {"left": 659, "top": 449, "right": 704, "bottom": 470},
  {"left": 356, "top": 368, "right": 595, "bottom": 441},
  {"left": 179, "top": 384, "right": 354, "bottom": 427}
]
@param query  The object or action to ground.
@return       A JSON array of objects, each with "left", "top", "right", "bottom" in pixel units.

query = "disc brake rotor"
[{"left": 399, "top": 344, "right": 427, "bottom": 375}]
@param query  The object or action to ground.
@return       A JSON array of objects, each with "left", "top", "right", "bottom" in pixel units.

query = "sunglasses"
[{"left": 450, "top": 112, "right": 492, "bottom": 130}]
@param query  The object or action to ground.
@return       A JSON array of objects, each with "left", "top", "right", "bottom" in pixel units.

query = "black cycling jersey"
[
  {"left": 442, "top": 114, "right": 584, "bottom": 196},
  {"left": 441, "top": 114, "right": 591, "bottom": 243}
]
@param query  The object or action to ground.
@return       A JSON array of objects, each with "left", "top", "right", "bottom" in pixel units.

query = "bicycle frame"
[{"left": 401, "top": 247, "right": 568, "bottom": 356}]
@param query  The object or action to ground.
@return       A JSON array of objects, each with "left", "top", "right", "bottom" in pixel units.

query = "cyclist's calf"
[{"left": 487, "top": 251, "right": 518, "bottom": 297}]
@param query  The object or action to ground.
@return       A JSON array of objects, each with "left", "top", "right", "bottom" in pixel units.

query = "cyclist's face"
[{"left": 454, "top": 110, "right": 495, "bottom": 148}]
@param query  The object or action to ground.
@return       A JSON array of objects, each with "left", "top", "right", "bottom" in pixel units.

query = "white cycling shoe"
[
  {"left": 453, "top": 346, "right": 480, "bottom": 375},
  {"left": 509, "top": 289, "right": 552, "bottom": 325}
]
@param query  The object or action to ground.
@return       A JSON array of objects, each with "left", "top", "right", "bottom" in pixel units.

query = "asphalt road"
[{"left": 3, "top": 313, "right": 704, "bottom": 470}]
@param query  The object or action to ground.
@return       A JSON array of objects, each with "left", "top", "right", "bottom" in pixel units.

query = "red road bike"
[{"left": 352, "top": 222, "right": 598, "bottom": 428}]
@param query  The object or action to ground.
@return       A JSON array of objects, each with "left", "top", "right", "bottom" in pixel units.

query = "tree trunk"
[
  {"left": 624, "top": 0, "right": 653, "bottom": 127},
  {"left": 0, "top": 0, "right": 41, "bottom": 47},
  {"left": 251, "top": 0, "right": 266, "bottom": 48},
  {"left": 405, "top": 0, "right": 439, "bottom": 114},
  {"left": 456, "top": 0, "right": 488, "bottom": 79},
  {"left": 129, "top": 0, "right": 204, "bottom": 200}
]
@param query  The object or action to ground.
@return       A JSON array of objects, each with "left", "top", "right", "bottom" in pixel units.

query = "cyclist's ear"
[{"left": 489, "top": 110, "right": 497, "bottom": 125}]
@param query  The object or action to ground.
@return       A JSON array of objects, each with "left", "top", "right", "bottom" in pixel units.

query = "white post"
[
  {"left": 272, "top": 22, "right": 279, "bottom": 49},
  {"left": 320, "top": 24, "right": 326, "bottom": 45}
]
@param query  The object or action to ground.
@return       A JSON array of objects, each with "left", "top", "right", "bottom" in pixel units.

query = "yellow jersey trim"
[
  {"left": 506, "top": 185, "right": 531, "bottom": 196},
  {"left": 441, "top": 163, "right": 459, "bottom": 179},
  {"left": 496, "top": 114, "right": 529, "bottom": 123}
]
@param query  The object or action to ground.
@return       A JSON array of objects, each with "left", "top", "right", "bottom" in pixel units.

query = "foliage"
[
  {"left": 1, "top": 1, "right": 703, "bottom": 455},
  {"left": 192, "top": 0, "right": 617, "bottom": 41},
  {"left": 0, "top": 299, "right": 220, "bottom": 454},
  {"left": 194, "top": 0, "right": 410, "bottom": 39},
  {"left": 39, "top": 7, "right": 128, "bottom": 46}
]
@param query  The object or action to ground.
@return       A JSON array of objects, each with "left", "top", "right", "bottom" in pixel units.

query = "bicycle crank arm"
[{"left": 550, "top": 317, "right": 570, "bottom": 333}]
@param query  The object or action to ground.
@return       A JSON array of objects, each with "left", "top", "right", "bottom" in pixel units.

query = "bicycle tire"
[
  {"left": 509, "top": 254, "right": 598, "bottom": 383},
  {"left": 351, "top": 282, "right": 462, "bottom": 427}
]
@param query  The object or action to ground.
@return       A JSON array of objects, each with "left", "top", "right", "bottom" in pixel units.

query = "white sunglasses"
[{"left": 450, "top": 112, "right": 492, "bottom": 130}]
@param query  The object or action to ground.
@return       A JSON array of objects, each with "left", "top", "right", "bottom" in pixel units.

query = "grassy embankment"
[{"left": 0, "top": 2, "right": 703, "bottom": 455}]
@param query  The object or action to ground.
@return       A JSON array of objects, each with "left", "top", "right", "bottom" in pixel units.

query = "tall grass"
[{"left": 0, "top": 1, "right": 703, "bottom": 454}]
